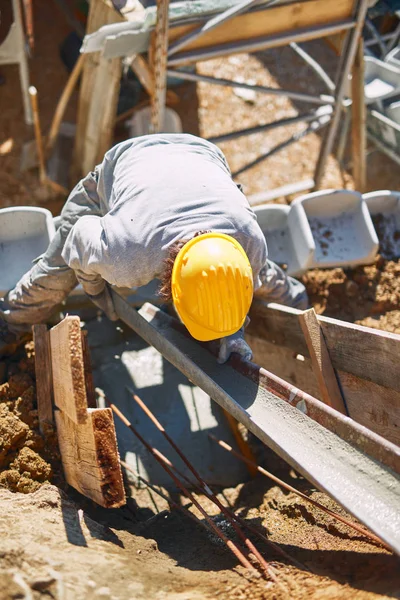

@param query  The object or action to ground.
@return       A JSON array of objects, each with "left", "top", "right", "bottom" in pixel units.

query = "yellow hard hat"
[{"left": 171, "top": 232, "right": 253, "bottom": 341}]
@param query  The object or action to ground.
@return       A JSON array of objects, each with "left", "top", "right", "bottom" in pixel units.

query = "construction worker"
[{"left": 0, "top": 134, "right": 307, "bottom": 361}]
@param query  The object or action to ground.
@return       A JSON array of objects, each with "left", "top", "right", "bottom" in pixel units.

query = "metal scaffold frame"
[
  {"left": 147, "top": 0, "right": 369, "bottom": 193},
  {"left": 75, "top": 0, "right": 370, "bottom": 194}
]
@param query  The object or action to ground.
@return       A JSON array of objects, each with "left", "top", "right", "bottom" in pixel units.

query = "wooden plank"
[
  {"left": 248, "top": 300, "right": 400, "bottom": 393},
  {"left": 55, "top": 408, "right": 125, "bottom": 508},
  {"left": 131, "top": 54, "right": 155, "bottom": 96},
  {"left": 150, "top": 0, "right": 170, "bottom": 133},
  {"left": 246, "top": 334, "right": 321, "bottom": 399},
  {"left": 298, "top": 308, "right": 347, "bottom": 414},
  {"left": 338, "top": 371, "right": 400, "bottom": 447},
  {"left": 49, "top": 316, "right": 88, "bottom": 424},
  {"left": 223, "top": 410, "right": 258, "bottom": 477},
  {"left": 81, "top": 330, "right": 96, "bottom": 409},
  {"left": 32, "top": 324, "right": 54, "bottom": 432},
  {"left": 248, "top": 302, "right": 400, "bottom": 444},
  {"left": 248, "top": 333, "right": 400, "bottom": 446},
  {"left": 166, "top": 0, "right": 355, "bottom": 51},
  {"left": 73, "top": 0, "right": 123, "bottom": 179},
  {"left": 351, "top": 39, "right": 366, "bottom": 192}
]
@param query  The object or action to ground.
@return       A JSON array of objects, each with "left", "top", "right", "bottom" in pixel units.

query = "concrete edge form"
[{"left": 112, "top": 292, "right": 400, "bottom": 554}]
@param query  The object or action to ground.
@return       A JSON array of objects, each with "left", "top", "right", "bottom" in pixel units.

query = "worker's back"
[{"left": 63, "top": 134, "right": 268, "bottom": 289}]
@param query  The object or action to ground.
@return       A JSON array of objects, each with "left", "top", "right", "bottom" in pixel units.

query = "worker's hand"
[
  {"left": 217, "top": 328, "right": 253, "bottom": 364},
  {"left": 85, "top": 284, "right": 118, "bottom": 321}
]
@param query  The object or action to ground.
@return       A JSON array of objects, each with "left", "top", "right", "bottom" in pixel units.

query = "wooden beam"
[
  {"left": 248, "top": 300, "right": 400, "bottom": 392},
  {"left": 50, "top": 315, "right": 125, "bottom": 508},
  {"left": 298, "top": 308, "right": 347, "bottom": 414},
  {"left": 32, "top": 324, "right": 54, "bottom": 432},
  {"left": 150, "top": 0, "right": 170, "bottom": 133},
  {"left": 165, "top": 0, "right": 355, "bottom": 52},
  {"left": 248, "top": 333, "right": 400, "bottom": 447},
  {"left": 351, "top": 38, "right": 366, "bottom": 192},
  {"left": 248, "top": 301, "right": 400, "bottom": 445},
  {"left": 73, "top": 0, "right": 123, "bottom": 179},
  {"left": 223, "top": 410, "right": 258, "bottom": 477},
  {"left": 130, "top": 54, "right": 155, "bottom": 96},
  {"left": 55, "top": 408, "right": 125, "bottom": 508},
  {"left": 50, "top": 316, "right": 88, "bottom": 425},
  {"left": 81, "top": 330, "right": 96, "bottom": 409}
]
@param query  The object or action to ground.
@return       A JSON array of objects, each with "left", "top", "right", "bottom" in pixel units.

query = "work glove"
[
  {"left": 217, "top": 327, "right": 253, "bottom": 364},
  {"left": 83, "top": 283, "right": 118, "bottom": 322}
]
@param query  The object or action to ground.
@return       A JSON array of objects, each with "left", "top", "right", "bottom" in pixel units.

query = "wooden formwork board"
[
  {"left": 48, "top": 316, "right": 125, "bottom": 508},
  {"left": 248, "top": 301, "right": 400, "bottom": 446},
  {"left": 164, "top": 0, "right": 356, "bottom": 52},
  {"left": 73, "top": 0, "right": 123, "bottom": 179}
]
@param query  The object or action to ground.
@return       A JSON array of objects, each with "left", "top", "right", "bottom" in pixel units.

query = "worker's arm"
[
  {"left": 217, "top": 260, "right": 308, "bottom": 364},
  {"left": 255, "top": 260, "right": 308, "bottom": 309},
  {"left": 217, "top": 324, "right": 252, "bottom": 364},
  {"left": 61, "top": 215, "right": 118, "bottom": 320}
]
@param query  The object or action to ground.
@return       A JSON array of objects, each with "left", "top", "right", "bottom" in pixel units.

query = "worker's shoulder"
[{"left": 104, "top": 134, "right": 225, "bottom": 165}]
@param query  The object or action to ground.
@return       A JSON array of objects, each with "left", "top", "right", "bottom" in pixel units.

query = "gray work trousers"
[{"left": 0, "top": 175, "right": 308, "bottom": 333}]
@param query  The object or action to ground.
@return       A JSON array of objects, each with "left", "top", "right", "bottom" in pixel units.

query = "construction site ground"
[{"left": 1, "top": 2, "right": 400, "bottom": 599}]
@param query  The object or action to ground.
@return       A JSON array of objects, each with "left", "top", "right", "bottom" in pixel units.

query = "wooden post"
[
  {"left": 50, "top": 316, "right": 125, "bottom": 508},
  {"left": 150, "top": 0, "right": 170, "bottom": 133},
  {"left": 33, "top": 325, "right": 54, "bottom": 433},
  {"left": 72, "top": 0, "right": 123, "bottom": 181},
  {"left": 81, "top": 330, "right": 96, "bottom": 409},
  {"left": 223, "top": 411, "right": 258, "bottom": 477},
  {"left": 351, "top": 38, "right": 366, "bottom": 192},
  {"left": 298, "top": 308, "right": 347, "bottom": 415}
]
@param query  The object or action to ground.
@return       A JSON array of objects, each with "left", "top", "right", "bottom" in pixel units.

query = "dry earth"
[{"left": 0, "top": 1, "right": 400, "bottom": 599}]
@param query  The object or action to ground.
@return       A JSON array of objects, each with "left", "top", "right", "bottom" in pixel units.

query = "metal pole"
[
  {"left": 168, "top": 0, "right": 279, "bottom": 57},
  {"left": 166, "top": 69, "right": 334, "bottom": 105},
  {"left": 290, "top": 42, "right": 335, "bottom": 92},
  {"left": 314, "top": 0, "right": 370, "bottom": 189},
  {"left": 232, "top": 117, "right": 329, "bottom": 178},
  {"left": 208, "top": 111, "right": 323, "bottom": 144},
  {"left": 167, "top": 20, "right": 356, "bottom": 66}
]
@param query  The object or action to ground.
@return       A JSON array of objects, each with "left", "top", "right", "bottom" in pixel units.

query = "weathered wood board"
[
  {"left": 50, "top": 316, "right": 88, "bottom": 425},
  {"left": 33, "top": 325, "right": 54, "bottom": 432},
  {"left": 73, "top": 0, "right": 123, "bottom": 179},
  {"left": 50, "top": 316, "right": 125, "bottom": 508},
  {"left": 248, "top": 302, "right": 400, "bottom": 446},
  {"left": 165, "top": 0, "right": 355, "bottom": 52},
  {"left": 298, "top": 308, "right": 347, "bottom": 414},
  {"left": 55, "top": 408, "right": 125, "bottom": 508}
]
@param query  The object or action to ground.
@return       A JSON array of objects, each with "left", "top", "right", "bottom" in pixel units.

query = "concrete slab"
[{"left": 85, "top": 317, "right": 248, "bottom": 489}]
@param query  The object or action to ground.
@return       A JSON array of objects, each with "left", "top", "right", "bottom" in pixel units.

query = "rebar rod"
[
  {"left": 209, "top": 435, "right": 391, "bottom": 551},
  {"left": 120, "top": 460, "right": 214, "bottom": 534},
  {"left": 128, "top": 388, "right": 276, "bottom": 580},
  {"left": 151, "top": 442, "right": 308, "bottom": 571},
  {"left": 232, "top": 117, "right": 328, "bottom": 177},
  {"left": 108, "top": 401, "right": 259, "bottom": 575}
]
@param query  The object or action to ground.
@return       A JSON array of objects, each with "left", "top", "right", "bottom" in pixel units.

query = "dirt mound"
[
  {"left": 0, "top": 342, "right": 60, "bottom": 494},
  {"left": 302, "top": 255, "right": 400, "bottom": 332}
]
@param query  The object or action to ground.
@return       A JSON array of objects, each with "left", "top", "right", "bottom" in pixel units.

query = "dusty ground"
[{"left": 1, "top": 1, "right": 400, "bottom": 599}]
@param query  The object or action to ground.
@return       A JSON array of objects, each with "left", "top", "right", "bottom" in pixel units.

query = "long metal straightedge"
[{"left": 111, "top": 292, "right": 400, "bottom": 554}]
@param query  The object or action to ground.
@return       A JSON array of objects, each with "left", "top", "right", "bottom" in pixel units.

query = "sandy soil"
[{"left": 1, "top": 1, "right": 400, "bottom": 599}]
